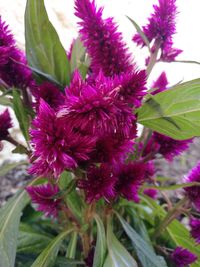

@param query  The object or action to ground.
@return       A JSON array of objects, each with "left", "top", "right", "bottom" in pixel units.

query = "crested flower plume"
[
  {"left": 115, "top": 162, "right": 151, "bottom": 202},
  {"left": 33, "top": 82, "right": 64, "bottom": 110},
  {"left": 26, "top": 183, "right": 61, "bottom": 217},
  {"left": 133, "top": 0, "right": 182, "bottom": 62},
  {"left": 29, "top": 99, "right": 96, "bottom": 178},
  {"left": 171, "top": 247, "right": 197, "bottom": 267},
  {"left": 78, "top": 164, "right": 117, "bottom": 203},
  {"left": 0, "top": 17, "right": 34, "bottom": 89},
  {"left": 59, "top": 71, "right": 136, "bottom": 139},
  {"left": 74, "top": 0, "right": 134, "bottom": 76},
  {"left": 144, "top": 132, "right": 192, "bottom": 161}
]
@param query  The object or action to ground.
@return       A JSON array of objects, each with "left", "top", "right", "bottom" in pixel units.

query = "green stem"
[
  {"left": 153, "top": 197, "right": 188, "bottom": 240},
  {"left": 146, "top": 41, "right": 160, "bottom": 78}
]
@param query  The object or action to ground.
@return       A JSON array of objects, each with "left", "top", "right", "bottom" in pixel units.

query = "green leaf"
[
  {"left": 13, "top": 89, "right": 30, "bottom": 141},
  {"left": 143, "top": 182, "right": 200, "bottom": 191},
  {"left": 116, "top": 214, "right": 164, "bottom": 267},
  {"left": 17, "top": 223, "right": 52, "bottom": 254},
  {"left": 0, "top": 95, "right": 13, "bottom": 107},
  {"left": 55, "top": 257, "right": 85, "bottom": 266},
  {"left": 70, "top": 38, "right": 87, "bottom": 72},
  {"left": 126, "top": 16, "right": 150, "bottom": 51},
  {"left": 137, "top": 79, "right": 200, "bottom": 140},
  {"left": 0, "top": 161, "right": 27, "bottom": 177},
  {"left": 0, "top": 189, "right": 30, "bottom": 267},
  {"left": 142, "top": 196, "right": 200, "bottom": 267},
  {"left": 103, "top": 217, "right": 137, "bottom": 267},
  {"left": 31, "top": 229, "right": 73, "bottom": 267},
  {"left": 25, "top": 0, "right": 70, "bottom": 87},
  {"left": 66, "top": 232, "right": 78, "bottom": 259},
  {"left": 65, "top": 190, "right": 84, "bottom": 222},
  {"left": 93, "top": 215, "right": 106, "bottom": 267}
]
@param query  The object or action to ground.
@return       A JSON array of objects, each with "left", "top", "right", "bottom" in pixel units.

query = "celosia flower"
[
  {"left": 171, "top": 247, "right": 197, "bottom": 267},
  {"left": 190, "top": 218, "right": 200, "bottom": 244},
  {"left": 0, "top": 17, "right": 34, "bottom": 89},
  {"left": 151, "top": 71, "right": 168, "bottom": 95},
  {"left": 29, "top": 99, "right": 96, "bottom": 178},
  {"left": 113, "top": 70, "right": 147, "bottom": 107},
  {"left": 133, "top": 0, "right": 182, "bottom": 62},
  {"left": 184, "top": 163, "right": 200, "bottom": 211},
  {"left": 92, "top": 134, "right": 134, "bottom": 164},
  {"left": 78, "top": 164, "right": 117, "bottom": 203},
  {"left": 143, "top": 189, "right": 158, "bottom": 199},
  {"left": 115, "top": 162, "right": 149, "bottom": 202},
  {"left": 75, "top": 0, "right": 133, "bottom": 77},
  {"left": 26, "top": 183, "right": 61, "bottom": 217},
  {"left": 147, "top": 132, "right": 192, "bottom": 161},
  {"left": 59, "top": 71, "right": 136, "bottom": 139},
  {"left": 33, "top": 82, "right": 64, "bottom": 110}
]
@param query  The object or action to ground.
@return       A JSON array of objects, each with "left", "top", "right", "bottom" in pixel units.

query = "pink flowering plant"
[{"left": 1, "top": 0, "right": 200, "bottom": 266}]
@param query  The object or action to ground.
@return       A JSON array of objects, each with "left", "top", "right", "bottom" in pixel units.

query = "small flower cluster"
[{"left": 0, "top": 17, "right": 34, "bottom": 90}]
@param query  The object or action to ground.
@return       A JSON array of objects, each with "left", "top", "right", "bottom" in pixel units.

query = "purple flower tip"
[
  {"left": 26, "top": 183, "right": 61, "bottom": 217},
  {"left": 143, "top": 188, "right": 158, "bottom": 199},
  {"left": 171, "top": 247, "right": 197, "bottom": 267},
  {"left": 0, "top": 109, "right": 12, "bottom": 141},
  {"left": 184, "top": 163, "right": 200, "bottom": 211},
  {"left": 151, "top": 71, "right": 168, "bottom": 95},
  {"left": 190, "top": 218, "right": 200, "bottom": 244}
]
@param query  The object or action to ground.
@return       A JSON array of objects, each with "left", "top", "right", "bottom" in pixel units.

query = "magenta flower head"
[
  {"left": 190, "top": 218, "right": 200, "bottom": 244},
  {"left": 152, "top": 132, "right": 192, "bottom": 161},
  {"left": 0, "top": 109, "right": 12, "bottom": 141},
  {"left": 115, "top": 162, "right": 149, "bottom": 202},
  {"left": 33, "top": 82, "right": 64, "bottom": 110},
  {"left": 29, "top": 99, "right": 96, "bottom": 178},
  {"left": 78, "top": 164, "right": 117, "bottom": 203},
  {"left": 151, "top": 71, "right": 168, "bottom": 95},
  {"left": 171, "top": 247, "right": 197, "bottom": 267},
  {"left": 59, "top": 71, "right": 136, "bottom": 139},
  {"left": 143, "top": 189, "right": 158, "bottom": 199},
  {"left": 133, "top": 0, "right": 182, "bottom": 62},
  {"left": 184, "top": 163, "right": 200, "bottom": 211},
  {"left": 74, "top": 0, "right": 133, "bottom": 77},
  {"left": 113, "top": 70, "right": 147, "bottom": 107},
  {"left": 26, "top": 183, "right": 61, "bottom": 218},
  {"left": 92, "top": 134, "right": 134, "bottom": 165},
  {"left": 0, "top": 17, "right": 34, "bottom": 89}
]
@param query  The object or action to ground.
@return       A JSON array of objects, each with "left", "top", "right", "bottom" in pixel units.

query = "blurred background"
[{"left": 0, "top": 0, "right": 200, "bottom": 162}]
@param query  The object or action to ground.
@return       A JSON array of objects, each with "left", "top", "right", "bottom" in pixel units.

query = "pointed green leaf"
[
  {"left": 116, "top": 214, "right": 164, "bottom": 267},
  {"left": 103, "top": 218, "right": 137, "bottom": 267},
  {"left": 25, "top": 0, "right": 70, "bottom": 86},
  {"left": 126, "top": 16, "right": 150, "bottom": 51},
  {"left": 0, "top": 190, "right": 30, "bottom": 267},
  {"left": 93, "top": 215, "right": 106, "bottom": 267},
  {"left": 66, "top": 232, "right": 78, "bottom": 259},
  {"left": 13, "top": 89, "right": 30, "bottom": 141},
  {"left": 137, "top": 79, "right": 200, "bottom": 140},
  {"left": 31, "top": 229, "right": 73, "bottom": 267},
  {"left": 17, "top": 223, "right": 52, "bottom": 254}
]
